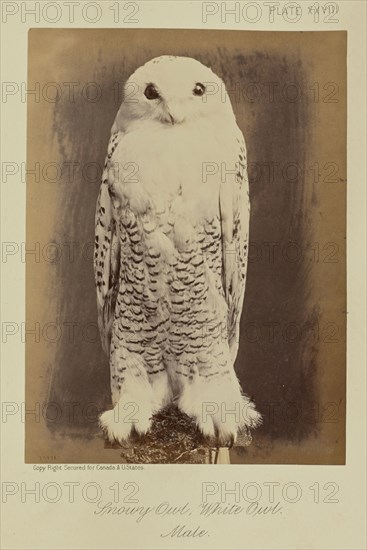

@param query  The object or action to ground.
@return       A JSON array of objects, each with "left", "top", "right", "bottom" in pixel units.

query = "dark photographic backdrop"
[{"left": 26, "top": 29, "right": 346, "bottom": 463}]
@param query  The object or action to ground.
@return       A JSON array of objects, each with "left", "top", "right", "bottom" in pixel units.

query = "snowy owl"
[{"left": 94, "top": 55, "right": 261, "bottom": 446}]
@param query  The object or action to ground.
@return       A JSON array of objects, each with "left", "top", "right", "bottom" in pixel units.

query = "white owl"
[{"left": 94, "top": 55, "right": 261, "bottom": 446}]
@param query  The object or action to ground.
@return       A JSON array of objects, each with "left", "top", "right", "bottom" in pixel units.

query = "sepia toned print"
[{"left": 25, "top": 29, "right": 346, "bottom": 464}]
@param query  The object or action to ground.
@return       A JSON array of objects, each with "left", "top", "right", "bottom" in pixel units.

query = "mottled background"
[{"left": 26, "top": 29, "right": 346, "bottom": 463}]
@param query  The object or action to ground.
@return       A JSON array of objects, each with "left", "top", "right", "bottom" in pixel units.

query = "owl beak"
[
  {"left": 165, "top": 111, "right": 184, "bottom": 125},
  {"left": 164, "top": 101, "right": 184, "bottom": 125}
]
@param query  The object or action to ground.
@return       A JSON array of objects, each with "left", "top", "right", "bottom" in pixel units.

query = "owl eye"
[
  {"left": 193, "top": 83, "right": 206, "bottom": 96},
  {"left": 144, "top": 84, "right": 160, "bottom": 100}
]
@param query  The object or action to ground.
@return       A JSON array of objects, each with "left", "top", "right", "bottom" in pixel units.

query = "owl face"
[{"left": 120, "top": 56, "right": 234, "bottom": 128}]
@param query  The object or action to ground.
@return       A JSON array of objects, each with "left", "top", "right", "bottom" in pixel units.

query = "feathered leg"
[
  {"left": 99, "top": 341, "right": 171, "bottom": 443},
  {"left": 177, "top": 344, "right": 262, "bottom": 446}
]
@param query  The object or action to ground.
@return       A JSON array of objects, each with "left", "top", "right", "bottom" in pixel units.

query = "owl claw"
[
  {"left": 223, "top": 434, "right": 235, "bottom": 449},
  {"left": 99, "top": 394, "right": 155, "bottom": 444},
  {"left": 195, "top": 415, "right": 216, "bottom": 440},
  {"left": 178, "top": 374, "right": 262, "bottom": 449},
  {"left": 215, "top": 426, "right": 237, "bottom": 448}
]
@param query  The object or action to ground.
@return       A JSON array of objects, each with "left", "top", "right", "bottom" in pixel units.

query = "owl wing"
[
  {"left": 219, "top": 129, "right": 250, "bottom": 362},
  {"left": 94, "top": 131, "right": 122, "bottom": 355}
]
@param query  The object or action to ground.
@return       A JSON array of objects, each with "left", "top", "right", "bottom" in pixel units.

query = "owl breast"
[{"left": 113, "top": 118, "right": 239, "bottom": 220}]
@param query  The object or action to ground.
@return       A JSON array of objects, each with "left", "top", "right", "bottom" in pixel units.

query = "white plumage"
[{"left": 94, "top": 55, "right": 261, "bottom": 446}]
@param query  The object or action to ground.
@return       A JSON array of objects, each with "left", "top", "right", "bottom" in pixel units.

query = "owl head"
[{"left": 113, "top": 55, "right": 235, "bottom": 131}]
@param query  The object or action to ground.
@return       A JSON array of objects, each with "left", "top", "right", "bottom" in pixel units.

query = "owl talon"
[
  {"left": 226, "top": 435, "right": 235, "bottom": 449},
  {"left": 99, "top": 395, "right": 154, "bottom": 444}
]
